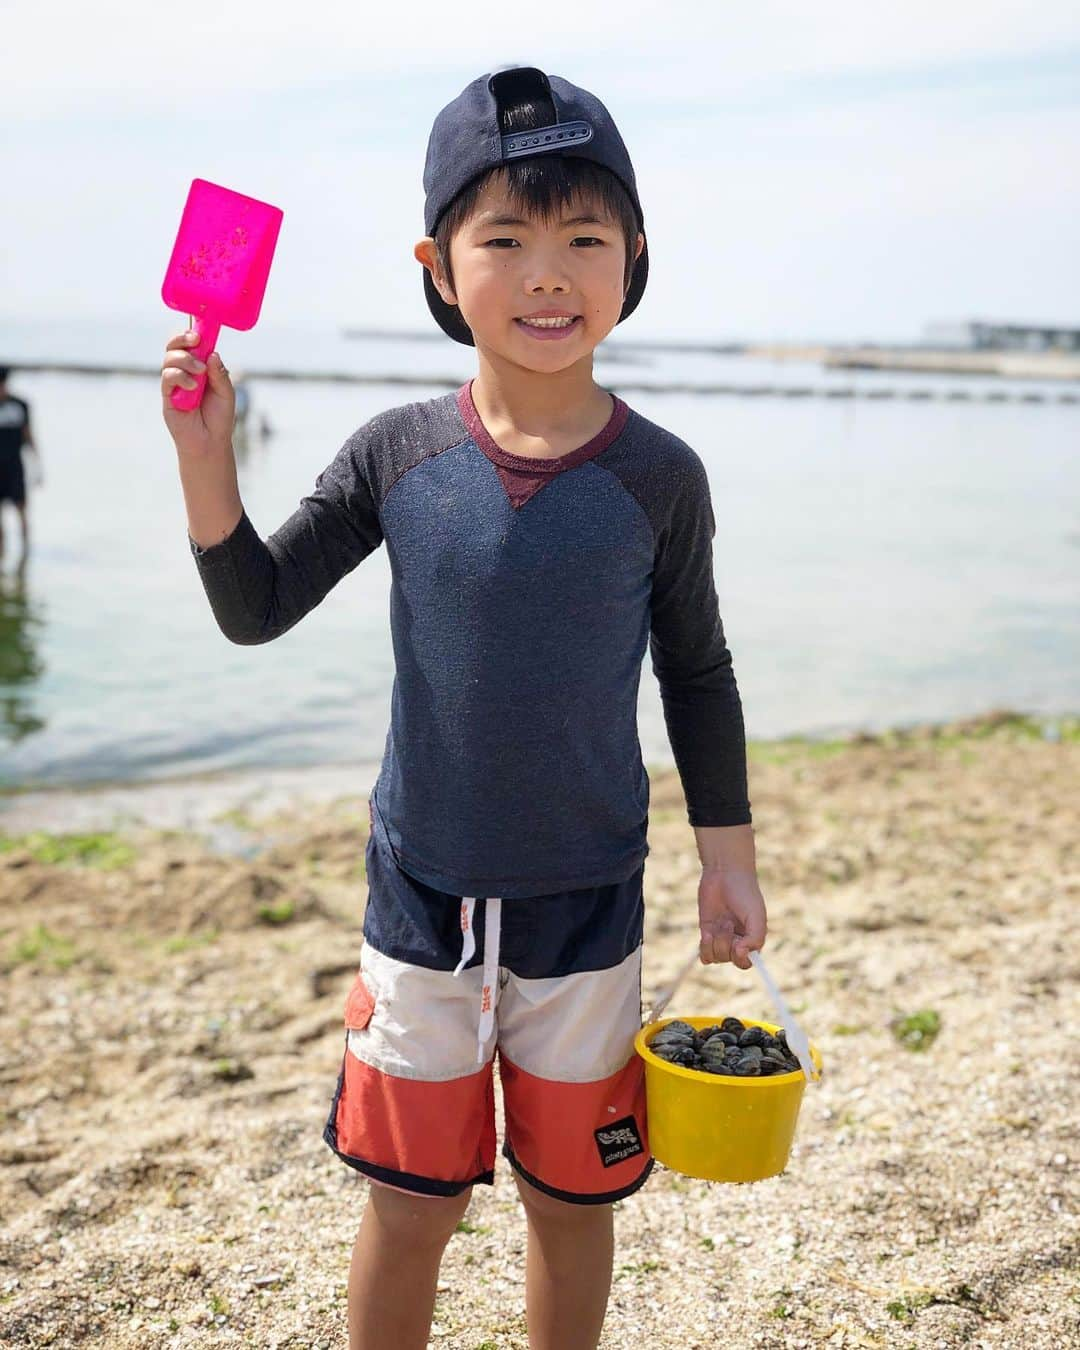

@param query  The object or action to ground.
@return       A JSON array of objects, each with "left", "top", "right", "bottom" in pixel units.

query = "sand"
[{"left": 1, "top": 709, "right": 1077, "bottom": 1348}]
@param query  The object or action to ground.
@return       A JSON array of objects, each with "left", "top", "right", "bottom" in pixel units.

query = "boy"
[
  {"left": 0, "top": 365, "right": 40, "bottom": 567},
  {"left": 161, "top": 64, "right": 767, "bottom": 1350}
]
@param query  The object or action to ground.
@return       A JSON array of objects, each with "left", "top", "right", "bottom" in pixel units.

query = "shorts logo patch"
[{"left": 594, "top": 1115, "right": 644, "bottom": 1168}]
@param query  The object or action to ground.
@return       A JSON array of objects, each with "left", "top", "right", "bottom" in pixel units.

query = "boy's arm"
[
  {"left": 651, "top": 456, "right": 764, "bottom": 968},
  {"left": 695, "top": 822, "right": 755, "bottom": 872},
  {"left": 649, "top": 450, "right": 751, "bottom": 829},
  {"left": 188, "top": 424, "right": 384, "bottom": 644}
]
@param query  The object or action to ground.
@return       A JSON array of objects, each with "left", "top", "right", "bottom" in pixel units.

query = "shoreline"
[
  {"left": 1, "top": 700, "right": 1075, "bottom": 1346},
  {"left": 0, "top": 706, "right": 1073, "bottom": 841}
]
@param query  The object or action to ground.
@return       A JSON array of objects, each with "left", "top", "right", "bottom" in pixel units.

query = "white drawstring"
[
  {"left": 452, "top": 898, "right": 477, "bottom": 976},
  {"left": 452, "top": 896, "right": 502, "bottom": 1063}
]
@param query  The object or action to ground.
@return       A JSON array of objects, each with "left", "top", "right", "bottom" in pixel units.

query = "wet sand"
[{"left": 1, "top": 709, "right": 1077, "bottom": 1348}]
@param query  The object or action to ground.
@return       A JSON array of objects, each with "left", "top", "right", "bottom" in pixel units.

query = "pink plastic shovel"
[{"left": 161, "top": 178, "right": 283, "bottom": 411}]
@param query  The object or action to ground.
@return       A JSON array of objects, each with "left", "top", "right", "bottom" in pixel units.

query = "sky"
[{"left": 3, "top": 1, "right": 1079, "bottom": 343}]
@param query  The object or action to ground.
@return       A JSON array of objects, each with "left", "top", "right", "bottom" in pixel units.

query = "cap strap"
[{"left": 501, "top": 120, "right": 594, "bottom": 160}]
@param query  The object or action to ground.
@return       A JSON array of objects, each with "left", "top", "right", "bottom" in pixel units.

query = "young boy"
[{"left": 161, "top": 64, "right": 767, "bottom": 1350}]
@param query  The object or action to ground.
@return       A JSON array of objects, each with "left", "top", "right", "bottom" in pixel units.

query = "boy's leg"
[
  {"left": 496, "top": 863, "right": 653, "bottom": 1348},
  {"left": 348, "top": 1181, "right": 472, "bottom": 1350},
  {"left": 324, "top": 798, "right": 499, "bottom": 1345},
  {"left": 512, "top": 1171, "right": 614, "bottom": 1350}
]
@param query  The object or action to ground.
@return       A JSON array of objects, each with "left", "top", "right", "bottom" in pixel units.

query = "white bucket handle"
[
  {"left": 645, "top": 942, "right": 821, "bottom": 1085},
  {"left": 748, "top": 949, "right": 821, "bottom": 1085}
]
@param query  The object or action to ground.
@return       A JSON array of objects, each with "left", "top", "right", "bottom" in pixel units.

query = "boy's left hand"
[{"left": 697, "top": 867, "right": 767, "bottom": 970}]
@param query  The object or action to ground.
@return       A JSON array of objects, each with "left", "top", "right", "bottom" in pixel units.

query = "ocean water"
[{"left": 0, "top": 315, "right": 1076, "bottom": 791}]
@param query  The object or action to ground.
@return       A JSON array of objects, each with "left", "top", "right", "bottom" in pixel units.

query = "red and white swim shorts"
[{"left": 322, "top": 792, "right": 653, "bottom": 1204}]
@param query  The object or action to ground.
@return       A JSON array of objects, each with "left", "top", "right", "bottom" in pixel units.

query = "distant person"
[
  {"left": 0, "top": 366, "right": 40, "bottom": 566},
  {"left": 161, "top": 65, "right": 764, "bottom": 1350},
  {"left": 231, "top": 372, "right": 251, "bottom": 429}
]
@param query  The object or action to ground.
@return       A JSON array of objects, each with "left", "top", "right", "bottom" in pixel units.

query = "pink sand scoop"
[{"left": 161, "top": 178, "right": 283, "bottom": 411}]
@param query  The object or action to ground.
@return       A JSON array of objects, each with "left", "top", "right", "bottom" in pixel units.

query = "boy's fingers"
[
  {"left": 162, "top": 366, "right": 199, "bottom": 391},
  {"left": 166, "top": 330, "right": 200, "bottom": 350},
  {"left": 162, "top": 350, "right": 206, "bottom": 377},
  {"left": 699, "top": 928, "right": 735, "bottom": 965},
  {"left": 732, "top": 926, "right": 766, "bottom": 968}
]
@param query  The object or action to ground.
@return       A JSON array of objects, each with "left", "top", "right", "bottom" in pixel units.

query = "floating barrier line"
[{"left": 6, "top": 362, "right": 1078, "bottom": 404}]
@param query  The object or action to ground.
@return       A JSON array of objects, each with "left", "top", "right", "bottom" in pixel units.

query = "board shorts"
[
  {"left": 0, "top": 449, "right": 25, "bottom": 506},
  {"left": 322, "top": 790, "right": 654, "bottom": 1204}
]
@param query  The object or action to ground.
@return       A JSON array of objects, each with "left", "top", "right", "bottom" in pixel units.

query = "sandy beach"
[{"left": 1, "top": 708, "right": 1077, "bottom": 1348}]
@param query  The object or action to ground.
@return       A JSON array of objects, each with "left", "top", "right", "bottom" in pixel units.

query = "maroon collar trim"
[{"left": 456, "top": 378, "right": 630, "bottom": 474}]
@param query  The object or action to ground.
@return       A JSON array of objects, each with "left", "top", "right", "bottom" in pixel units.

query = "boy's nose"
[{"left": 523, "top": 259, "right": 573, "bottom": 294}]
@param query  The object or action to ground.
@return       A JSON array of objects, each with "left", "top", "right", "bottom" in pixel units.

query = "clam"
[{"left": 662, "top": 1020, "right": 698, "bottom": 1038}]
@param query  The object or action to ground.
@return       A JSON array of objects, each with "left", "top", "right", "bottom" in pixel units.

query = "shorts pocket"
[{"left": 344, "top": 971, "right": 376, "bottom": 1031}]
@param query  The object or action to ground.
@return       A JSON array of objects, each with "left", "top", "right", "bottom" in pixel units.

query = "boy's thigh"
[{"left": 496, "top": 866, "right": 653, "bottom": 1204}]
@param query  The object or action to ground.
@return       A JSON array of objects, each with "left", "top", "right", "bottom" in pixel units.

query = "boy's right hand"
[{"left": 161, "top": 330, "right": 235, "bottom": 458}]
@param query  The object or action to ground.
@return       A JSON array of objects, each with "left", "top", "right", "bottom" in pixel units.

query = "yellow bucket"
[{"left": 634, "top": 1016, "right": 823, "bottom": 1183}]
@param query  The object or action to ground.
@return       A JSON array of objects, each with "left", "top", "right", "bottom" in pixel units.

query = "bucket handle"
[
  {"left": 748, "top": 949, "right": 821, "bottom": 1085},
  {"left": 644, "top": 943, "right": 821, "bottom": 1085}
]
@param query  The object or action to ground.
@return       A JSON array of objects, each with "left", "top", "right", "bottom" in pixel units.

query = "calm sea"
[{"left": 0, "top": 315, "right": 1076, "bottom": 791}]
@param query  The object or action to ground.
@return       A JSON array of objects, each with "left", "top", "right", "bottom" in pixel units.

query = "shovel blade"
[{"left": 161, "top": 178, "right": 283, "bottom": 331}]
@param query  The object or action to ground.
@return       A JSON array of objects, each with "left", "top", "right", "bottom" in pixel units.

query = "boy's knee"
[{"left": 366, "top": 1181, "right": 473, "bottom": 1247}]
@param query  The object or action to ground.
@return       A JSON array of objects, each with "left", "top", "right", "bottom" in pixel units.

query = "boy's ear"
[{"left": 414, "top": 237, "right": 458, "bottom": 306}]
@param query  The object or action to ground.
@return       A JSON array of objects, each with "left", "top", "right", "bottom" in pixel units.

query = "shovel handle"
[{"left": 170, "top": 313, "right": 221, "bottom": 412}]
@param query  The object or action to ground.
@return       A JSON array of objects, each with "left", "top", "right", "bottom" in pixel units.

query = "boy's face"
[{"left": 416, "top": 170, "right": 644, "bottom": 370}]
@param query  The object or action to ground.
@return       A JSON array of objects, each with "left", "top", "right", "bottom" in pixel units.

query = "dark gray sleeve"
[
  {"left": 649, "top": 452, "right": 752, "bottom": 827},
  {"left": 188, "top": 423, "right": 384, "bottom": 644}
]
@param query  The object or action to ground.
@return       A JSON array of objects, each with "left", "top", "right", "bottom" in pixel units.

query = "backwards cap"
[{"left": 422, "top": 65, "right": 649, "bottom": 346}]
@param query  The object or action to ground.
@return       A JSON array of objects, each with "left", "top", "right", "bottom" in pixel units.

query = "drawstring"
[{"left": 452, "top": 897, "right": 502, "bottom": 1064}]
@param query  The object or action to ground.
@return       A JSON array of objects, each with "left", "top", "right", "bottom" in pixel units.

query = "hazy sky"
[{"left": 4, "top": 2, "right": 1078, "bottom": 342}]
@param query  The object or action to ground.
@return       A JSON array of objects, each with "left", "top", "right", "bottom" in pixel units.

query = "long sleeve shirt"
[{"left": 188, "top": 378, "right": 751, "bottom": 898}]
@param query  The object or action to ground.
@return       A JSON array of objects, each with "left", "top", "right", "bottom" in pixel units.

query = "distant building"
[{"left": 924, "top": 320, "right": 1080, "bottom": 352}]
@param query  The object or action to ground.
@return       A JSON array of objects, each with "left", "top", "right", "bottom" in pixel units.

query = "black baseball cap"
[{"left": 422, "top": 65, "right": 649, "bottom": 347}]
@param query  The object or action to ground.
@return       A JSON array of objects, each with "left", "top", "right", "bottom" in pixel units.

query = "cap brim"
[{"left": 423, "top": 232, "right": 649, "bottom": 347}]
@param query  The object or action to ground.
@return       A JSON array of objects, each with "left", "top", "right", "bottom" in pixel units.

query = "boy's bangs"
[{"left": 496, "top": 161, "right": 625, "bottom": 231}]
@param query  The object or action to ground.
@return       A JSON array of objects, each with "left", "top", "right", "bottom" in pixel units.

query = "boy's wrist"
[{"left": 693, "top": 822, "right": 756, "bottom": 873}]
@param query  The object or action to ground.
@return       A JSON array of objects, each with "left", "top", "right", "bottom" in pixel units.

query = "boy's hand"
[
  {"left": 160, "top": 330, "right": 235, "bottom": 458},
  {"left": 697, "top": 866, "right": 767, "bottom": 970}
]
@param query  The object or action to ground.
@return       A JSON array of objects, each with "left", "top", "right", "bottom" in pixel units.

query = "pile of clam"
[{"left": 648, "top": 1018, "right": 801, "bottom": 1077}]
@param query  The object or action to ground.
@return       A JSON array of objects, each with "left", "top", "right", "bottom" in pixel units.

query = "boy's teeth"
[{"left": 521, "top": 316, "right": 575, "bottom": 327}]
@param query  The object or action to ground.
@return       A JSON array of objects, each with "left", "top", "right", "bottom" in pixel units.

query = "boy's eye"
[{"left": 483, "top": 237, "right": 604, "bottom": 248}]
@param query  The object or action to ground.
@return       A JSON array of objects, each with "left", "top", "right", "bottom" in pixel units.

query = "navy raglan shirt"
[{"left": 188, "top": 379, "right": 751, "bottom": 898}]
